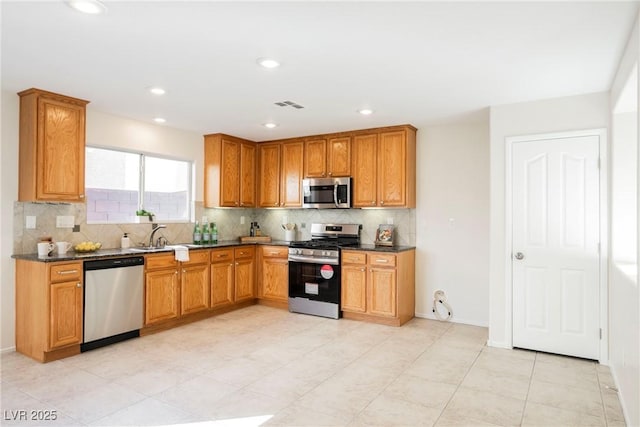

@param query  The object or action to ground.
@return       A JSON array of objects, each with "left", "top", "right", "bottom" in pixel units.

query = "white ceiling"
[{"left": 2, "top": 1, "right": 638, "bottom": 141}]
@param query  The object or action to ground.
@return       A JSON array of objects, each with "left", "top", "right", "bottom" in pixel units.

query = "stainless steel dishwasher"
[{"left": 82, "top": 256, "right": 144, "bottom": 352}]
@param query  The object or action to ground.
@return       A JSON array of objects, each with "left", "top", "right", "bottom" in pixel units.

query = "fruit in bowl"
[{"left": 74, "top": 241, "right": 102, "bottom": 252}]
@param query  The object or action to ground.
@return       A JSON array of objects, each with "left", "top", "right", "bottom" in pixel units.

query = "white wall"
[
  {"left": 488, "top": 92, "right": 610, "bottom": 349},
  {"left": 416, "top": 120, "right": 490, "bottom": 326},
  {"left": 1, "top": 91, "right": 19, "bottom": 352},
  {"left": 609, "top": 12, "right": 639, "bottom": 427}
]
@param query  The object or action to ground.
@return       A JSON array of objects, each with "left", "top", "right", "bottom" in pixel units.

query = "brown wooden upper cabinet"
[
  {"left": 18, "top": 88, "right": 89, "bottom": 202},
  {"left": 352, "top": 125, "right": 416, "bottom": 208},
  {"left": 258, "top": 140, "right": 304, "bottom": 208},
  {"left": 204, "top": 134, "right": 256, "bottom": 208},
  {"left": 304, "top": 136, "right": 351, "bottom": 178}
]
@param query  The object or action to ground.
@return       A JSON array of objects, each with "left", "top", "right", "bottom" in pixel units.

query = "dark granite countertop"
[
  {"left": 341, "top": 244, "right": 416, "bottom": 253},
  {"left": 12, "top": 240, "right": 291, "bottom": 263}
]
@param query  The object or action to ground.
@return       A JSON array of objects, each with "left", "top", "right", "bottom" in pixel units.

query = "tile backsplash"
[{"left": 13, "top": 202, "right": 415, "bottom": 254}]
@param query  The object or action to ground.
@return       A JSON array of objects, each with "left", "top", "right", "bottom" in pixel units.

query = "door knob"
[{"left": 514, "top": 252, "right": 525, "bottom": 260}]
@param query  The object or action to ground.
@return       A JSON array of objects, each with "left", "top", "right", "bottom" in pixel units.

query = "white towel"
[{"left": 173, "top": 245, "right": 189, "bottom": 262}]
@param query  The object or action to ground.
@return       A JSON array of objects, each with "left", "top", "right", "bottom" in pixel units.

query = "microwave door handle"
[{"left": 334, "top": 183, "right": 339, "bottom": 207}]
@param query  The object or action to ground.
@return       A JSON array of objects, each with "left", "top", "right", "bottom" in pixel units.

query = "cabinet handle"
[
  {"left": 79, "top": 194, "right": 85, "bottom": 199},
  {"left": 375, "top": 259, "right": 389, "bottom": 263},
  {"left": 216, "top": 254, "right": 227, "bottom": 258},
  {"left": 229, "top": 263, "right": 233, "bottom": 267},
  {"left": 380, "top": 201, "right": 385, "bottom": 205},
  {"left": 360, "top": 268, "right": 365, "bottom": 272},
  {"left": 328, "top": 172, "right": 332, "bottom": 176},
  {"left": 274, "top": 203, "right": 278, "bottom": 206},
  {"left": 175, "top": 271, "right": 178, "bottom": 275},
  {"left": 183, "top": 269, "right": 186, "bottom": 273},
  {"left": 270, "top": 252, "right": 279, "bottom": 255},
  {"left": 76, "top": 282, "right": 82, "bottom": 288},
  {"left": 235, "top": 262, "right": 239, "bottom": 266},
  {"left": 371, "top": 201, "right": 375, "bottom": 205},
  {"left": 57, "top": 269, "right": 79, "bottom": 275}
]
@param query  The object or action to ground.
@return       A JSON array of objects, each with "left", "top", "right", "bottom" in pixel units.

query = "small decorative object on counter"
[
  {"left": 211, "top": 222, "right": 218, "bottom": 243},
  {"left": 202, "top": 222, "right": 210, "bottom": 244},
  {"left": 193, "top": 221, "right": 202, "bottom": 245},
  {"left": 375, "top": 224, "right": 394, "bottom": 246},
  {"left": 249, "top": 222, "right": 255, "bottom": 237},
  {"left": 254, "top": 222, "right": 261, "bottom": 236},
  {"left": 121, "top": 233, "right": 131, "bottom": 249}
]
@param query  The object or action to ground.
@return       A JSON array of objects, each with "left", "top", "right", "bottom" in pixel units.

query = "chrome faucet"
[{"left": 149, "top": 224, "right": 167, "bottom": 248}]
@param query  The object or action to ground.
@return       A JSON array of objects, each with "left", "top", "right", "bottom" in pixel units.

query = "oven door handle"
[{"left": 288, "top": 255, "right": 339, "bottom": 266}]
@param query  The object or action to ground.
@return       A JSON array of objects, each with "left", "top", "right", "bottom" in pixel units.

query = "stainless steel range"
[{"left": 288, "top": 223, "right": 361, "bottom": 319}]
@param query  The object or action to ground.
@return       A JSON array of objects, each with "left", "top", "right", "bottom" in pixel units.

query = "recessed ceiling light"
[
  {"left": 153, "top": 117, "right": 166, "bottom": 124},
  {"left": 67, "top": 0, "right": 107, "bottom": 14},
  {"left": 149, "top": 87, "right": 166, "bottom": 96},
  {"left": 257, "top": 58, "right": 280, "bottom": 69},
  {"left": 263, "top": 122, "right": 278, "bottom": 129},
  {"left": 358, "top": 109, "right": 374, "bottom": 116}
]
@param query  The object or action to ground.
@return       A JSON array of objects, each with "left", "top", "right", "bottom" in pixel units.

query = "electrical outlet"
[
  {"left": 301, "top": 223, "right": 306, "bottom": 229},
  {"left": 240, "top": 216, "right": 245, "bottom": 225},
  {"left": 386, "top": 217, "right": 394, "bottom": 225},
  {"left": 26, "top": 216, "right": 36, "bottom": 229},
  {"left": 282, "top": 216, "right": 288, "bottom": 225}
]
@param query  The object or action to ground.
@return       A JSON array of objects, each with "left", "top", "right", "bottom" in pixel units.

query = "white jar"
[{"left": 121, "top": 233, "right": 131, "bottom": 249}]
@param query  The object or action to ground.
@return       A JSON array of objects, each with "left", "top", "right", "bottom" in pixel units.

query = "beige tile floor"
[{"left": 0, "top": 305, "right": 627, "bottom": 427}]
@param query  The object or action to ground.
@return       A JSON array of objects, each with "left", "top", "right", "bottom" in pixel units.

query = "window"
[{"left": 85, "top": 147, "right": 192, "bottom": 223}]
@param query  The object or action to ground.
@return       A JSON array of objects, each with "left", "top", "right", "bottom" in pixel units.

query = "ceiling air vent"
[{"left": 275, "top": 100, "right": 304, "bottom": 109}]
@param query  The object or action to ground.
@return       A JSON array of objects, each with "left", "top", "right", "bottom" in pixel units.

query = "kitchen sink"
[{"left": 128, "top": 247, "right": 172, "bottom": 253}]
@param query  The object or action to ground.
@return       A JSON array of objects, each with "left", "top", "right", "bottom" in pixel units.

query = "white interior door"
[{"left": 512, "top": 135, "right": 600, "bottom": 360}]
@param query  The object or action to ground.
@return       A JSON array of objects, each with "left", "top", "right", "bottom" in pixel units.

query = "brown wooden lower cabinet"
[
  {"left": 15, "top": 260, "right": 83, "bottom": 362},
  {"left": 180, "top": 251, "right": 210, "bottom": 315},
  {"left": 145, "top": 254, "right": 180, "bottom": 325},
  {"left": 341, "top": 249, "right": 415, "bottom": 326},
  {"left": 258, "top": 245, "right": 289, "bottom": 304}
]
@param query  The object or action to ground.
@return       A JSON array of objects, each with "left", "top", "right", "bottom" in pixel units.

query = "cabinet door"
[
  {"left": 49, "top": 280, "right": 83, "bottom": 349},
  {"left": 261, "top": 257, "right": 289, "bottom": 301},
  {"left": 220, "top": 138, "right": 240, "bottom": 207},
  {"left": 145, "top": 269, "right": 179, "bottom": 325},
  {"left": 38, "top": 97, "right": 86, "bottom": 201},
  {"left": 368, "top": 267, "right": 397, "bottom": 317},
  {"left": 280, "top": 141, "right": 304, "bottom": 207},
  {"left": 211, "top": 261, "right": 235, "bottom": 308},
  {"left": 304, "top": 138, "right": 327, "bottom": 178},
  {"left": 327, "top": 136, "right": 351, "bottom": 177},
  {"left": 377, "top": 130, "right": 406, "bottom": 207},
  {"left": 234, "top": 258, "right": 255, "bottom": 302},
  {"left": 352, "top": 134, "right": 378, "bottom": 207},
  {"left": 239, "top": 142, "right": 256, "bottom": 207},
  {"left": 341, "top": 265, "right": 367, "bottom": 313},
  {"left": 181, "top": 264, "right": 210, "bottom": 315},
  {"left": 258, "top": 144, "right": 281, "bottom": 207}
]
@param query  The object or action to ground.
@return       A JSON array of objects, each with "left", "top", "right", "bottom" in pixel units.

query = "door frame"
[{"left": 505, "top": 128, "right": 609, "bottom": 364}]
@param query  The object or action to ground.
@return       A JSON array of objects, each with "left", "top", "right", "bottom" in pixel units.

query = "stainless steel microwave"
[{"left": 302, "top": 177, "right": 351, "bottom": 209}]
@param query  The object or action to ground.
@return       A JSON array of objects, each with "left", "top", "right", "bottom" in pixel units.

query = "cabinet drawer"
[
  {"left": 211, "top": 248, "right": 234, "bottom": 263},
  {"left": 183, "top": 250, "right": 209, "bottom": 265},
  {"left": 342, "top": 251, "right": 366, "bottom": 265},
  {"left": 50, "top": 262, "right": 82, "bottom": 283},
  {"left": 234, "top": 246, "right": 255, "bottom": 259},
  {"left": 146, "top": 253, "right": 178, "bottom": 270},
  {"left": 368, "top": 253, "right": 396, "bottom": 267},
  {"left": 261, "top": 246, "right": 288, "bottom": 258}
]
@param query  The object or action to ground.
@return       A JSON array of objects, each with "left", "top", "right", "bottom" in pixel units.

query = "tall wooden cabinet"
[
  {"left": 18, "top": 88, "right": 89, "bottom": 202},
  {"left": 341, "top": 249, "right": 415, "bottom": 326},
  {"left": 258, "top": 141, "right": 304, "bottom": 207},
  {"left": 352, "top": 126, "right": 416, "bottom": 208},
  {"left": 204, "top": 133, "right": 256, "bottom": 208},
  {"left": 15, "top": 260, "right": 83, "bottom": 362}
]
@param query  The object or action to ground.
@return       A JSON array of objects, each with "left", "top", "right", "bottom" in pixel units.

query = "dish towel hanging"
[{"left": 173, "top": 245, "right": 189, "bottom": 262}]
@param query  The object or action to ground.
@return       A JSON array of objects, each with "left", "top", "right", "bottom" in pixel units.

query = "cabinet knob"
[
  {"left": 328, "top": 172, "right": 332, "bottom": 176},
  {"left": 360, "top": 268, "right": 365, "bottom": 272},
  {"left": 175, "top": 271, "right": 178, "bottom": 275},
  {"left": 79, "top": 194, "right": 85, "bottom": 199},
  {"left": 371, "top": 201, "right": 375, "bottom": 205},
  {"left": 275, "top": 203, "right": 278, "bottom": 206},
  {"left": 183, "top": 269, "right": 186, "bottom": 273},
  {"left": 229, "top": 263, "right": 233, "bottom": 266},
  {"left": 380, "top": 201, "right": 385, "bottom": 205},
  {"left": 235, "top": 262, "right": 239, "bottom": 266},
  {"left": 76, "top": 282, "right": 82, "bottom": 288}
]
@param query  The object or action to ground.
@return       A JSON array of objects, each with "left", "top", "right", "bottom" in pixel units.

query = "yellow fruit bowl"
[{"left": 74, "top": 241, "right": 102, "bottom": 253}]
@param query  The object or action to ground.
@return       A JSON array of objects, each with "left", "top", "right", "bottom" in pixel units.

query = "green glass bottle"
[
  {"left": 211, "top": 222, "right": 218, "bottom": 244},
  {"left": 201, "top": 222, "right": 210, "bottom": 244},
  {"left": 193, "top": 221, "right": 201, "bottom": 245}
]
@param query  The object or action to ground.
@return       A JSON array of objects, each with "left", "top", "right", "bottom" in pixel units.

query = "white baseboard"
[
  {"left": 609, "top": 364, "right": 632, "bottom": 427},
  {"left": 486, "top": 340, "right": 511, "bottom": 349},
  {"left": 1, "top": 346, "right": 16, "bottom": 354},
  {"left": 415, "top": 311, "right": 489, "bottom": 328}
]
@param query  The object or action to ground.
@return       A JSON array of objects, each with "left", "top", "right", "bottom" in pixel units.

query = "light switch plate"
[
  {"left": 56, "top": 215, "right": 75, "bottom": 228},
  {"left": 240, "top": 216, "right": 245, "bottom": 225},
  {"left": 26, "top": 216, "right": 36, "bottom": 229}
]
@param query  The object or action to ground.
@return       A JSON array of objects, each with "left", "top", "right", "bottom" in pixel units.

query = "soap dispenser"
[{"left": 121, "top": 233, "right": 131, "bottom": 249}]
